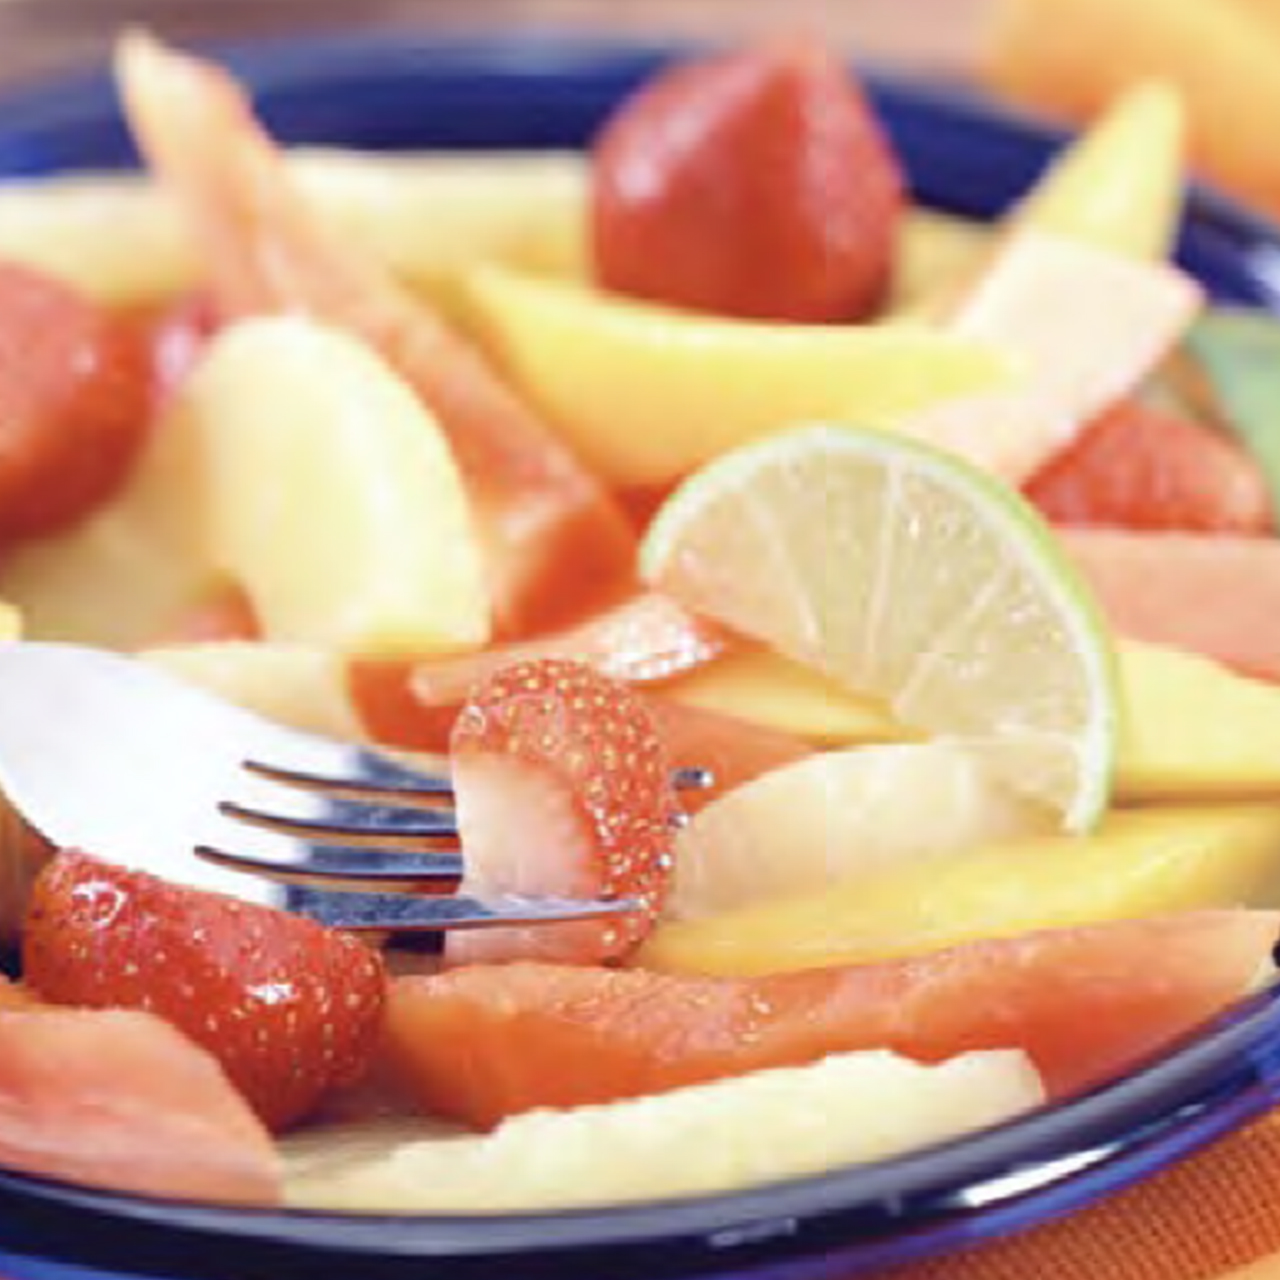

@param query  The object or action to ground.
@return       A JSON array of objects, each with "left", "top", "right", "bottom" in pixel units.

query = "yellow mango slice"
[
  {"left": 465, "top": 266, "right": 1014, "bottom": 487},
  {"left": 0, "top": 605, "right": 21, "bottom": 641},
  {"left": 1117, "top": 641, "right": 1280, "bottom": 800},
  {"left": 659, "top": 646, "right": 902, "bottom": 746},
  {"left": 1013, "top": 81, "right": 1185, "bottom": 261},
  {"left": 889, "top": 210, "right": 992, "bottom": 313},
  {"left": 0, "top": 150, "right": 585, "bottom": 304},
  {"left": 637, "top": 805, "right": 1280, "bottom": 976}
]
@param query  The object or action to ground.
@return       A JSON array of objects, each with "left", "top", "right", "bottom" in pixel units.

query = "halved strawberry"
[
  {"left": 1026, "top": 396, "right": 1273, "bottom": 533},
  {"left": 22, "top": 851, "right": 386, "bottom": 1131},
  {"left": 447, "top": 659, "right": 679, "bottom": 967}
]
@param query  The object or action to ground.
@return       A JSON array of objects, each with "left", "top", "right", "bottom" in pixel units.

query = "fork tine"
[
  {"left": 243, "top": 758, "right": 456, "bottom": 808},
  {"left": 217, "top": 801, "right": 460, "bottom": 851},
  {"left": 245, "top": 758, "right": 719, "bottom": 809},
  {"left": 195, "top": 844, "right": 462, "bottom": 892}
]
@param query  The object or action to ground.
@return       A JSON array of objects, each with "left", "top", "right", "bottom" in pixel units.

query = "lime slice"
[{"left": 639, "top": 423, "right": 1118, "bottom": 831}]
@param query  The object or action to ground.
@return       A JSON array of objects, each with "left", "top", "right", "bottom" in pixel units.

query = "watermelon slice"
[
  {"left": 1064, "top": 529, "right": 1280, "bottom": 678},
  {"left": 0, "top": 1007, "right": 280, "bottom": 1203},
  {"left": 385, "top": 909, "right": 1277, "bottom": 1129}
]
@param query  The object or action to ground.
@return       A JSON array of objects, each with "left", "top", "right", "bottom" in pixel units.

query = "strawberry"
[
  {"left": 22, "top": 851, "right": 386, "bottom": 1131},
  {"left": 591, "top": 39, "right": 904, "bottom": 321},
  {"left": 1026, "top": 397, "right": 1273, "bottom": 534},
  {"left": 0, "top": 263, "right": 154, "bottom": 544},
  {"left": 447, "top": 659, "right": 679, "bottom": 968}
]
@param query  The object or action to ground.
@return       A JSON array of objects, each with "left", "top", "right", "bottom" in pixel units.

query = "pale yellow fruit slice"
[
  {"left": 659, "top": 645, "right": 902, "bottom": 746},
  {"left": 170, "top": 316, "right": 489, "bottom": 656},
  {"left": 284, "top": 1049, "right": 1042, "bottom": 1213},
  {"left": 667, "top": 742, "right": 1053, "bottom": 921},
  {"left": 0, "top": 423, "right": 223, "bottom": 650},
  {"left": 1116, "top": 641, "right": 1280, "bottom": 800},
  {"left": 140, "top": 641, "right": 365, "bottom": 741},
  {"left": 466, "top": 265, "right": 1015, "bottom": 486},
  {"left": 899, "top": 83, "right": 1184, "bottom": 320},
  {"left": 1012, "top": 81, "right": 1185, "bottom": 260},
  {"left": 639, "top": 804, "right": 1280, "bottom": 976},
  {"left": 901, "top": 228, "right": 1201, "bottom": 483},
  {"left": 0, "top": 150, "right": 585, "bottom": 304},
  {"left": 0, "top": 605, "right": 21, "bottom": 642},
  {"left": 890, "top": 209, "right": 992, "bottom": 313},
  {"left": 641, "top": 423, "right": 1118, "bottom": 831}
]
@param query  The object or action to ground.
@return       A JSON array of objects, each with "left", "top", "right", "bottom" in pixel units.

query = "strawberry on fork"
[{"left": 448, "top": 659, "right": 680, "bottom": 967}]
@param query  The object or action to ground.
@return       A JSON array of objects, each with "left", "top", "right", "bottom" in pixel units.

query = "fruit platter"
[{"left": 3, "top": 26, "right": 1280, "bottom": 1280}]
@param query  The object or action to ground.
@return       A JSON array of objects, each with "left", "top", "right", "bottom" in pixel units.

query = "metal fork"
[{"left": 0, "top": 643, "right": 707, "bottom": 933}]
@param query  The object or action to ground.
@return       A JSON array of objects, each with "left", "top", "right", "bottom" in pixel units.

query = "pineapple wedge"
[{"left": 284, "top": 1049, "right": 1041, "bottom": 1212}]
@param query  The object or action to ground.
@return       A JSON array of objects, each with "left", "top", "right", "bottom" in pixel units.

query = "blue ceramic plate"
[{"left": 2, "top": 32, "right": 1280, "bottom": 1280}]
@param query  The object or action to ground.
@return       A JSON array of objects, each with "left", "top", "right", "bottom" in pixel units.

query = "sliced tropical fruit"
[
  {"left": 897, "top": 81, "right": 1184, "bottom": 320},
  {"left": 141, "top": 642, "right": 366, "bottom": 741},
  {"left": 1025, "top": 396, "right": 1272, "bottom": 535},
  {"left": 0, "top": 151, "right": 586, "bottom": 305},
  {"left": 0, "top": 423, "right": 222, "bottom": 653},
  {"left": 117, "top": 34, "right": 636, "bottom": 639},
  {"left": 640, "top": 422, "right": 1118, "bottom": 831},
  {"left": 889, "top": 209, "right": 991, "bottom": 313},
  {"left": 1064, "top": 529, "right": 1280, "bottom": 679},
  {"left": 1117, "top": 642, "right": 1280, "bottom": 801},
  {"left": 667, "top": 742, "right": 1052, "bottom": 921},
  {"left": 0, "top": 603, "right": 20, "bottom": 641},
  {"left": 1011, "top": 81, "right": 1184, "bottom": 261},
  {"left": 983, "top": 0, "right": 1280, "bottom": 219},
  {"left": 465, "top": 264, "right": 1014, "bottom": 486},
  {"left": 636, "top": 805, "right": 1280, "bottom": 975},
  {"left": 657, "top": 644, "right": 902, "bottom": 746},
  {"left": 167, "top": 316, "right": 489, "bottom": 656},
  {"left": 387, "top": 910, "right": 1275, "bottom": 1127},
  {"left": 900, "top": 229, "right": 1200, "bottom": 482},
  {"left": 288, "top": 1047, "right": 1041, "bottom": 1211},
  {"left": 1176, "top": 307, "right": 1280, "bottom": 521},
  {"left": 406, "top": 591, "right": 729, "bottom": 711},
  {"left": 0, "top": 1008, "right": 280, "bottom": 1204}
]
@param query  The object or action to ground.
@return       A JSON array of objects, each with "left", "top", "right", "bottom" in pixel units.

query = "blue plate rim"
[{"left": 0, "top": 28, "right": 1279, "bottom": 1279}]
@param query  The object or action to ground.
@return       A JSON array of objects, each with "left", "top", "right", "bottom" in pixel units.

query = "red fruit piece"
[
  {"left": 0, "top": 1007, "right": 280, "bottom": 1203},
  {"left": 402, "top": 591, "right": 728, "bottom": 729},
  {"left": 1064, "top": 528, "right": 1280, "bottom": 678},
  {"left": 388, "top": 910, "right": 1279, "bottom": 1128},
  {"left": 447, "top": 659, "right": 678, "bottom": 967},
  {"left": 591, "top": 39, "right": 904, "bottom": 321},
  {"left": 0, "top": 262, "right": 153, "bottom": 544},
  {"left": 22, "top": 850, "right": 386, "bottom": 1131},
  {"left": 1026, "top": 397, "right": 1273, "bottom": 534}
]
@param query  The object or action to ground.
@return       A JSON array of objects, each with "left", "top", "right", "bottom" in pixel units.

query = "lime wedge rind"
[{"left": 639, "top": 421, "right": 1119, "bottom": 833}]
